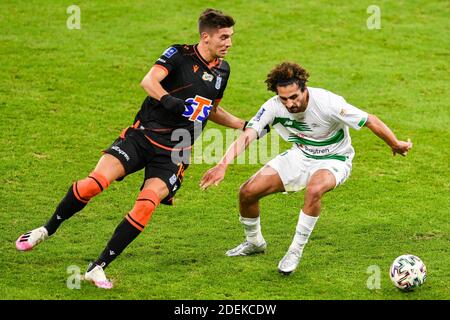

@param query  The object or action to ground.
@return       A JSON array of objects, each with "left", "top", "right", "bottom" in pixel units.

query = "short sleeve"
[
  {"left": 246, "top": 100, "right": 276, "bottom": 136},
  {"left": 329, "top": 94, "right": 368, "bottom": 130},
  {"left": 153, "top": 45, "right": 182, "bottom": 75}
]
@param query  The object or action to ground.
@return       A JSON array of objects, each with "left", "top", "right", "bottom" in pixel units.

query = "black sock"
[
  {"left": 44, "top": 185, "right": 87, "bottom": 236},
  {"left": 88, "top": 218, "right": 141, "bottom": 271}
]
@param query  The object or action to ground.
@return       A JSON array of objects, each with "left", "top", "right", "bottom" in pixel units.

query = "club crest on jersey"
[
  {"left": 163, "top": 47, "right": 177, "bottom": 58},
  {"left": 215, "top": 75, "right": 222, "bottom": 90},
  {"left": 169, "top": 174, "right": 177, "bottom": 185},
  {"left": 202, "top": 72, "right": 214, "bottom": 82},
  {"left": 182, "top": 95, "right": 213, "bottom": 122}
]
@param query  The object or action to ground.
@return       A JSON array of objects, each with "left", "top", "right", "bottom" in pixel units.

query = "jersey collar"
[{"left": 194, "top": 44, "right": 220, "bottom": 70}]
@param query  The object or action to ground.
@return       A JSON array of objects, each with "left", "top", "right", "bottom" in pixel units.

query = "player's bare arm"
[
  {"left": 208, "top": 102, "right": 246, "bottom": 129},
  {"left": 140, "top": 66, "right": 169, "bottom": 100},
  {"left": 200, "top": 127, "right": 258, "bottom": 190},
  {"left": 365, "top": 114, "right": 413, "bottom": 156},
  {"left": 141, "top": 65, "right": 191, "bottom": 114}
]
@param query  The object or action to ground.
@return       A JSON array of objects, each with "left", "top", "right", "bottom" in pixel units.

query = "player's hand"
[
  {"left": 160, "top": 94, "right": 189, "bottom": 114},
  {"left": 200, "top": 164, "right": 227, "bottom": 190},
  {"left": 392, "top": 138, "right": 413, "bottom": 156}
]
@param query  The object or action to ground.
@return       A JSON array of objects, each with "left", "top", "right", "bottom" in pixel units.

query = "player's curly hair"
[
  {"left": 198, "top": 8, "right": 235, "bottom": 34},
  {"left": 265, "top": 62, "right": 310, "bottom": 93}
]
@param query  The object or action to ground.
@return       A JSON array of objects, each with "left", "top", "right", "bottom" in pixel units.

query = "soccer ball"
[{"left": 389, "top": 254, "right": 427, "bottom": 291}]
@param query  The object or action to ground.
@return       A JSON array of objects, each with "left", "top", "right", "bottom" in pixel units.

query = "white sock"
[
  {"left": 289, "top": 210, "right": 319, "bottom": 253},
  {"left": 240, "top": 216, "right": 265, "bottom": 245}
]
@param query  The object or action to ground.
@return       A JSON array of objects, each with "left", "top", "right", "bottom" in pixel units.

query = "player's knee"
[
  {"left": 73, "top": 172, "right": 110, "bottom": 203},
  {"left": 239, "top": 182, "right": 258, "bottom": 204},
  {"left": 305, "top": 183, "right": 325, "bottom": 201},
  {"left": 126, "top": 189, "right": 160, "bottom": 231}
]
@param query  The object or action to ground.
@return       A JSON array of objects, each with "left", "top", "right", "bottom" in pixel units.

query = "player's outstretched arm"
[
  {"left": 208, "top": 104, "right": 246, "bottom": 129},
  {"left": 200, "top": 128, "right": 258, "bottom": 190},
  {"left": 365, "top": 114, "right": 413, "bottom": 156}
]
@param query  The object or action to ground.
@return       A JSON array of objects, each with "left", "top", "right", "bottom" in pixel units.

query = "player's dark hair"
[
  {"left": 265, "top": 62, "right": 310, "bottom": 93},
  {"left": 198, "top": 8, "right": 235, "bottom": 34}
]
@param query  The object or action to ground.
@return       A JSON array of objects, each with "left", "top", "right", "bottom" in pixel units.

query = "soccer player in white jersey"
[{"left": 200, "top": 62, "right": 413, "bottom": 274}]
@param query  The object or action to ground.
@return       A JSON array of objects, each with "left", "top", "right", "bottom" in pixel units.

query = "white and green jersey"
[{"left": 247, "top": 87, "right": 368, "bottom": 162}]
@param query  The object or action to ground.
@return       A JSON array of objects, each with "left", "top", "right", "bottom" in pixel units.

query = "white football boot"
[
  {"left": 84, "top": 264, "right": 113, "bottom": 289},
  {"left": 277, "top": 248, "right": 302, "bottom": 275},
  {"left": 226, "top": 240, "right": 267, "bottom": 256},
  {"left": 16, "top": 226, "right": 49, "bottom": 251}
]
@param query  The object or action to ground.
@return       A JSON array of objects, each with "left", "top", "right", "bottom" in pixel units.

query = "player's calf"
[
  {"left": 86, "top": 189, "right": 160, "bottom": 278},
  {"left": 44, "top": 171, "right": 110, "bottom": 236},
  {"left": 15, "top": 171, "right": 111, "bottom": 251},
  {"left": 73, "top": 171, "right": 110, "bottom": 204},
  {"left": 278, "top": 210, "right": 319, "bottom": 275}
]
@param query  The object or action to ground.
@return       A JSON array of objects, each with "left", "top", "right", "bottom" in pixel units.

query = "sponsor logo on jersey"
[
  {"left": 215, "top": 75, "right": 222, "bottom": 89},
  {"left": 163, "top": 47, "right": 177, "bottom": 58},
  {"left": 182, "top": 95, "right": 213, "bottom": 122},
  {"left": 157, "top": 58, "right": 167, "bottom": 63},
  {"left": 254, "top": 108, "right": 266, "bottom": 121},
  {"left": 111, "top": 145, "right": 130, "bottom": 161},
  {"left": 303, "top": 145, "right": 330, "bottom": 155},
  {"left": 273, "top": 117, "right": 312, "bottom": 132},
  {"left": 193, "top": 65, "right": 199, "bottom": 73},
  {"left": 339, "top": 108, "right": 347, "bottom": 117},
  {"left": 202, "top": 72, "right": 214, "bottom": 82}
]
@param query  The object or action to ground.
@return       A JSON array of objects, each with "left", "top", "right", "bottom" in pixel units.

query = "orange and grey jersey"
[{"left": 134, "top": 44, "right": 230, "bottom": 149}]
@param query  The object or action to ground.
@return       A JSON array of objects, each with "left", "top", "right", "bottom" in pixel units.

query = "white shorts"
[{"left": 266, "top": 147, "right": 352, "bottom": 192}]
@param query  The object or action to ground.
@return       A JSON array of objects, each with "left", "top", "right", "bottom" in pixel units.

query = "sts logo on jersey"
[{"left": 182, "top": 95, "right": 213, "bottom": 122}]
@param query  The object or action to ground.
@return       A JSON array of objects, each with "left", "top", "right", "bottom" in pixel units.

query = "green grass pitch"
[{"left": 1, "top": 0, "right": 449, "bottom": 300}]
